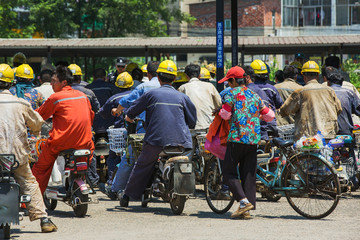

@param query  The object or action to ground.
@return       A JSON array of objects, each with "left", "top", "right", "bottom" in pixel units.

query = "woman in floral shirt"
[{"left": 218, "top": 66, "right": 274, "bottom": 219}]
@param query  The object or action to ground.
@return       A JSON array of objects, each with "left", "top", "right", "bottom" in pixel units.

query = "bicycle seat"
[{"left": 272, "top": 137, "right": 293, "bottom": 148}]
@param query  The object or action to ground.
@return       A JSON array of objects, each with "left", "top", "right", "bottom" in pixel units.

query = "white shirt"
[{"left": 35, "top": 82, "right": 54, "bottom": 100}]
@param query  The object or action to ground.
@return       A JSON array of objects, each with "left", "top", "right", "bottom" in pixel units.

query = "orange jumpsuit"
[{"left": 32, "top": 86, "right": 94, "bottom": 193}]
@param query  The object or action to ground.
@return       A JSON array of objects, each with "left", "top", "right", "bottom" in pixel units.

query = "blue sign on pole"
[{"left": 216, "top": 21, "right": 224, "bottom": 69}]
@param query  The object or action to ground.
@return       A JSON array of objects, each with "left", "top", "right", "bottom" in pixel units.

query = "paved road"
[{"left": 4, "top": 188, "right": 359, "bottom": 240}]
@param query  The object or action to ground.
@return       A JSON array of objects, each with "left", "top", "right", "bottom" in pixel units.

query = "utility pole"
[{"left": 231, "top": 0, "right": 238, "bottom": 67}]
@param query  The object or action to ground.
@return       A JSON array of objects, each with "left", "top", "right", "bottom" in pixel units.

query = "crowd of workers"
[{"left": 0, "top": 51, "right": 359, "bottom": 233}]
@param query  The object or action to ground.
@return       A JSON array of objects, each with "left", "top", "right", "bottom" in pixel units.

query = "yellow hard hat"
[
  {"left": 15, "top": 64, "right": 34, "bottom": 79},
  {"left": 200, "top": 68, "right": 211, "bottom": 79},
  {"left": 141, "top": 64, "right": 148, "bottom": 73},
  {"left": 206, "top": 64, "right": 216, "bottom": 74},
  {"left": 290, "top": 61, "right": 302, "bottom": 70},
  {"left": 13, "top": 52, "right": 26, "bottom": 65},
  {"left": 0, "top": 64, "right": 15, "bottom": 83},
  {"left": 157, "top": 60, "right": 177, "bottom": 76},
  {"left": 68, "top": 64, "right": 82, "bottom": 76},
  {"left": 174, "top": 72, "right": 188, "bottom": 83},
  {"left": 301, "top": 61, "right": 320, "bottom": 74},
  {"left": 115, "top": 72, "right": 134, "bottom": 88},
  {"left": 251, "top": 59, "right": 268, "bottom": 74},
  {"left": 125, "top": 62, "right": 139, "bottom": 73}
]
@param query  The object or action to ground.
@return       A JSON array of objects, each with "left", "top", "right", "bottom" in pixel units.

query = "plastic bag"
[
  {"left": 205, "top": 131, "right": 226, "bottom": 160},
  {"left": 295, "top": 131, "right": 325, "bottom": 149}
]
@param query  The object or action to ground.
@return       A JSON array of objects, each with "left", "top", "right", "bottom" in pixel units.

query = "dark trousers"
[
  {"left": 124, "top": 144, "right": 163, "bottom": 200},
  {"left": 223, "top": 142, "right": 257, "bottom": 209},
  {"left": 87, "top": 154, "right": 99, "bottom": 185},
  {"left": 107, "top": 150, "right": 121, "bottom": 184},
  {"left": 87, "top": 136, "right": 99, "bottom": 185}
]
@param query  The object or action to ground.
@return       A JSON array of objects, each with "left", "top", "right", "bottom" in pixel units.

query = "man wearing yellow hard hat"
[
  {"left": 251, "top": 59, "right": 283, "bottom": 137},
  {"left": 0, "top": 64, "right": 57, "bottom": 233},
  {"left": 280, "top": 60, "right": 342, "bottom": 140},
  {"left": 141, "top": 64, "right": 149, "bottom": 82},
  {"left": 9, "top": 64, "right": 45, "bottom": 110},
  {"left": 118, "top": 60, "right": 197, "bottom": 207}
]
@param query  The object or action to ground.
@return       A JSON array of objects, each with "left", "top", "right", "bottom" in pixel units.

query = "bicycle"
[{"left": 204, "top": 136, "right": 341, "bottom": 219}]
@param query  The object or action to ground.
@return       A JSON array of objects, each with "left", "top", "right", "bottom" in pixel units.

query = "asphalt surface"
[{"left": 3, "top": 188, "right": 360, "bottom": 240}]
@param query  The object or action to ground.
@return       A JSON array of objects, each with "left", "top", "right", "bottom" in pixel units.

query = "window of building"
[
  {"left": 283, "top": 0, "right": 331, "bottom": 26},
  {"left": 337, "top": 0, "right": 360, "bottom": 25},
  {"left": 224, "top": 19, "right": 231, "bottom": 32}
]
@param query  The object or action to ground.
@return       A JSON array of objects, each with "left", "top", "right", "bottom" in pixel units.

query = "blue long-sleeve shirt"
[
  {"left": 331, "top": 84, "right": 360, "bottom": 134},
  {"left": 118, "top": 77, "right": 160, "bottom": 108},
  {"left": 126, "top": 85, "right": 197, "bottom": 148},
  {"left": 71, "top": 83, "right": 100, "bottom": 113},
  {"left": 99, "top": 90, "right": 132, "bottom": 128},
  {"left": 86, "top": 79, "right": 120, "bottom": 106}
]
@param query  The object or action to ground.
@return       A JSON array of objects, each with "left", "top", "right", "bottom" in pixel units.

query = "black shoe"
[
  {"left": 119, "top": 193, "right": 129, "bottom": 207},
  {"left": 105, "top": 186, "right": 117, "bottom": 200},
  {"left": 40, "top": 218, "right": 57, "bottom": 233}
]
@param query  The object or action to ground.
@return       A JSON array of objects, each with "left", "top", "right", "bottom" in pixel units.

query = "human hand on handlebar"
[{"left": 125, "top": 115, "right": 134, "bottom": 123}]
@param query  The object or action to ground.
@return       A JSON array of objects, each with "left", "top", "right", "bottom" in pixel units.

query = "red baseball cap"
[{"left": 218, "top": 66, "right": 245, "bottom": 83}]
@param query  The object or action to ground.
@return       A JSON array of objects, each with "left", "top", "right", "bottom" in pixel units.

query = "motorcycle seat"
[{"left": 59, "top": 149, "right": 76, "bottom": 156}]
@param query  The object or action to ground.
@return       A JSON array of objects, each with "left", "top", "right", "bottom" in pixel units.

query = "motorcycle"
[
  {"left": 0, "top": 154, "right": 31, "bottom": 239},
  {"left": 94, "top": 133, "right": 110, "bottom": 183},
  {"left": 43, "top": 149, "right": 98, "bottom": 217},
  {"left": 137, "top": 145, "right": 195, "bottom": 215}
]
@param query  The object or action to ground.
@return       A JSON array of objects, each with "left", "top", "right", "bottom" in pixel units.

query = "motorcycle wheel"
[
  {"left": 170, "top": 195, "right": 186, "bottom": 215},
  {"left": 72, "top": 182, "right": 88, "bottom": 217},
  {"left": 43, "top": 193, "right": 58, "bottom": 210},
  {"left": 3, "top": 223, "right": 10, "bottom": 239}
]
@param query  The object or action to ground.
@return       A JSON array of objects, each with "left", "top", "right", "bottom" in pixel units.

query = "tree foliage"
[
  {"left": 0, "top": 0, "right": 195, "bottom": 38},
  {"left": 0, "top": 0, "right": 35, "bottom": 38},
  {"left": 343, "top": 59, "right": 360, "bottom": 88}
]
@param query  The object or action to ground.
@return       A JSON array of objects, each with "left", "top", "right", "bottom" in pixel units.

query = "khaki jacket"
[
  {"left": 280, "top": 79, "right": 342, "bottom": 140},
  {"left": 0, "top": 90, "right": 44, "bottom": 165},
  {"left": 274, "top": 78, "right": 302, "bottom": 125},
  {"left": 178, "top": 78, "right": 222, "bottom": 129}
]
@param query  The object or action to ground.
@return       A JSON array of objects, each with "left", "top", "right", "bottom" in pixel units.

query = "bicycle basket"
[
  {"left": 195, "top": 134, "right": 213, "bottom": 160},
  {"left": 107, "top": 128, "right": 127, "bottom": 154},
  {"left": 277, "top": 124, "right": 295, "bottom": 141}
]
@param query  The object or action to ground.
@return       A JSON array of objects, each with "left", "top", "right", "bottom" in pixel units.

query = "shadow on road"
[
  {"left": 107, "top": 205, "right": 177, "bottom": 217},
  {"left": 254, "top": 214, "right": 330, "bottom": 220},
  {"left": 47, "top": 209, "right": 88, "bottom": 219}
]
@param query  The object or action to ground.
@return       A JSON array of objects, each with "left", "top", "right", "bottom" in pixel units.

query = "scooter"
[
  {"left": 43, "top": 149, "right": 98, "bottom": 217},
  {"left": 138, "top": 145, "right": 195, "bottom": 215},
  {"left": 0, "top": 154, "right": 31, "bottom": 239},
  {"left": 94, "top": 133, "right": 110, "bottom": 183}
]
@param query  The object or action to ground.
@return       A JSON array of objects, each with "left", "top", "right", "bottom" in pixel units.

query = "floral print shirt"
[
  {"left": 224, "top": 86, "right": 264, "bottom": 145},
  {"left": 10, "top": 87, "right": 45, "bottom": 110}
]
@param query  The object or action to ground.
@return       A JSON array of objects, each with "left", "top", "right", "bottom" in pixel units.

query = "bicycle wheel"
[
  {"left": 204, "top": 156, "right": 234, "bottom": 214},
  {"left": 283, "top": 154, "right": 340, "bottom": 219}
]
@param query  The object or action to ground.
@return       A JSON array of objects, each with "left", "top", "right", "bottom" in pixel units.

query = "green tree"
[
  {"left": 343, "top": 59, "right": 360, "bottom": 88},
  {"left": 25, "top": 0, "right": 195, "bottom": 38},
  {"left": 28, "top": 0, "right": 78, "bottom": 38},
  {"left": 0, "top": 1, "right": 35, "bottom": 38}
]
